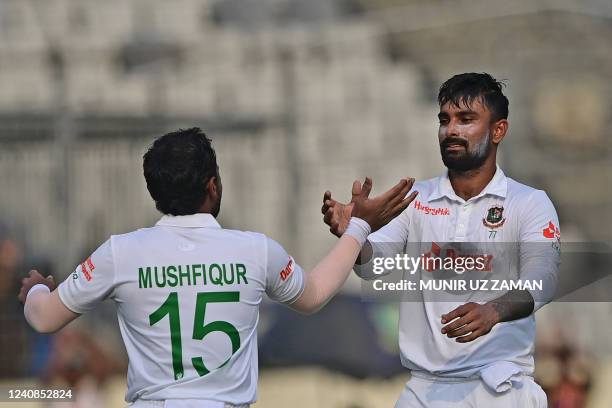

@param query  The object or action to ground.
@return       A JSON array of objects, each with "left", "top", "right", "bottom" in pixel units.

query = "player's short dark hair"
[
  {"left": 143, "top": 127, "right": 218, "bottom": 215},
  {"left": 438, "top": 73, "right": 509, "bottom": 122}
]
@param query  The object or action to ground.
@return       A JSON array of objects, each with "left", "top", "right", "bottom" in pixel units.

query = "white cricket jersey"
[
  {"left": 365, "top": 165, "right": 560, "bottom": 378},
  {"left": 58, "top": 213, "right": 305, "bottom": 405}
]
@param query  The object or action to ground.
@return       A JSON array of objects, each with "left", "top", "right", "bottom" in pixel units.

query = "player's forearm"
[
  {"left": 292, "top": 218, "right": 370, "bottom": 314},
  {"left": 300, "top": 236, "right": 362, "bottom": 313},
  {"left": 24, "top": 288, "right": 79, "bottom": 333},
  {"left": 519, "top": 243, "right": 560, "bottom": 311},
  {"left": 25, "top": 290, "right": 59, "bottom": 333},
  {"left": 486, "top": 290, "right": 534, "bottom": 323}
]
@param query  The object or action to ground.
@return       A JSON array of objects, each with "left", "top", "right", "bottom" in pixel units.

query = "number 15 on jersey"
[{"left": 149, "top": 291, "right": 241, "bottom": 380}]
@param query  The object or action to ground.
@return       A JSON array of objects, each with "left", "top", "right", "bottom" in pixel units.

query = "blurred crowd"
[
  {"left": 536, "top": 341, "right": 593, "bottom": 408},
  {"left": 0, "top": 226, "right": 124, "bottom": 407},
  {"left": 0, "top": 226, "right": 50, "bottom": 379}
]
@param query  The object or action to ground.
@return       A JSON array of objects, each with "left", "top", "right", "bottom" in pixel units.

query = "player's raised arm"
[
  {"left": 290, "top": 177, "right": 417, "bottom": 314},
  {"left": 18, "top": 270, "right": 79, "bottom": 333},
  {"left": 20, "top": 238, "right": 115, "bottom": 334}
]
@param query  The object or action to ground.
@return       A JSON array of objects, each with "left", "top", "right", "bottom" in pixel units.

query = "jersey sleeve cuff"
[
  {"left": 57, "top": 282, "right": 86, "bottom": 314},
  {"left": 283, "top": 282, "right": 306, "bottom": 305}
]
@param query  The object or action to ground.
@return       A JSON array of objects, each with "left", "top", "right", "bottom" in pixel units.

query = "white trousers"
[{"left": 395, "top": 373, "right": 547, "bottom": 408}]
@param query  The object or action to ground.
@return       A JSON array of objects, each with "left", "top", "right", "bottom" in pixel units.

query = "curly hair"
[
  {"left": 143, "top": 127, "right": 218, "bottom": 215},
  {"left": 438, "top": 72, "right": 509, "bottom": 122}
]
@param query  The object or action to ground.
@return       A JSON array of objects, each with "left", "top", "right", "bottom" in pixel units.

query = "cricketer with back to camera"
[
  {"left": 18, "top": 127, "right": 418, "bottom": 407},
  {"left": 322, "top": 72, "right": 561, "bottom": 408}
]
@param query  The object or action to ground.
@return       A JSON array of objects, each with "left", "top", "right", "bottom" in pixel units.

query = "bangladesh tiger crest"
[{"left": 482, "top": 205, "right": 505, "bottom": 229}]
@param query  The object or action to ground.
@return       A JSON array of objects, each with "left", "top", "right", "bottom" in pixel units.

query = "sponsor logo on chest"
[{"left": 414, "top": 200, "right": 450, "bottom": 216}]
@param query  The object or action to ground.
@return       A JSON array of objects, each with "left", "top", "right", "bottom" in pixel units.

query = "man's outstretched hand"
[
  {"left": 322, "top": 177, "right": 417, "bottom": 235},
  {"left": 321, "top": 190, "right": 354, "bottom": 237},
  {"left": 17, "top": 270, "right": 56, "bottom": 305}
]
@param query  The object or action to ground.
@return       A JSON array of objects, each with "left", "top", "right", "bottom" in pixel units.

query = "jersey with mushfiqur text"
[{"left": 58, "top": 213, "right": 304, "bottom": 404}]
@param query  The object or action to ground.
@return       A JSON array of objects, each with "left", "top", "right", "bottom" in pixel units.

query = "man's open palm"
[{"left": 322, "top": 177, "right": 417, "bottom": 235}]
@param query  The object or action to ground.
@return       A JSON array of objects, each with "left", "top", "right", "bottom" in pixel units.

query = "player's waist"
[
  {"left": 409, "top": 369, "right": 533, "bottom": 383},
  {"left": 400, "top": 352, "right": 535, "bottom": 380},
  {"left": 129, "top": 399, "right": 250, "bottom": 408}
]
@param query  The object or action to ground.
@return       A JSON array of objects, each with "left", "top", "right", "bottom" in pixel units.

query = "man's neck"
[
  {"left": 197, "top": 198, "right": 219, "bottom": 217},
  {"left": 448, "top": 157, "right": 497, "bottom": 201}
]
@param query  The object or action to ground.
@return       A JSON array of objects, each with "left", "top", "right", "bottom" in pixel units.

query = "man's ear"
[
  {"left": 207, "top": 177, "right": 219, "bottom": 199},
  {"left": 492, "top": 119, "right": 508, "bottom": 144}
]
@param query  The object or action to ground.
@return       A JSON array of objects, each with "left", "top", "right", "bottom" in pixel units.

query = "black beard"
[{"left": 440, "top": 139, "right": 491, "bottom": 172}]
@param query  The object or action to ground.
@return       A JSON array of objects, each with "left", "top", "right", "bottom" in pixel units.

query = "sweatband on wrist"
[
  {"left": 26, "top": 284, "right": 50, "bottom": 301},
  {"left": 344, "top": 217, "right": 372, "bottom": 246}
]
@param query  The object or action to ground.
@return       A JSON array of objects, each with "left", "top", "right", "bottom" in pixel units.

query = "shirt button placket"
[{"left": 455, "top": 203, "right": 471, "bottom": 241}]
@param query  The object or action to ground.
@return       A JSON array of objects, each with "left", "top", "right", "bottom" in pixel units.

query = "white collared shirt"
[
  {"left": 58, "top": 213, "right": 304, "bottom": 404},
  {"left": 365, "top": 166, "right": 560, "bottom": 378}
]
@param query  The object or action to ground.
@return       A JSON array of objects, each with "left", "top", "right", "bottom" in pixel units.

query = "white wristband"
[
  {"left": 344, "top": 217, "right": 372, "bottom": 247},
  {"left": 26, "top": 284, "right": 50, "bottom": 301}
]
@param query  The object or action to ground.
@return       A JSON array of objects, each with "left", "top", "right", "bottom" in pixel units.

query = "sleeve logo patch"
[
  {"left": 86, "top": 257, "right": 95, "bottom": 272},
  {"left": 80, "top": 257, "right": 95, "bottom": 281},
  {"left": 542, "top": 221, "right": 561, "bottom": 240},
  {"left": 280, "top": 257, "right": 294, "bottom": 281}
]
